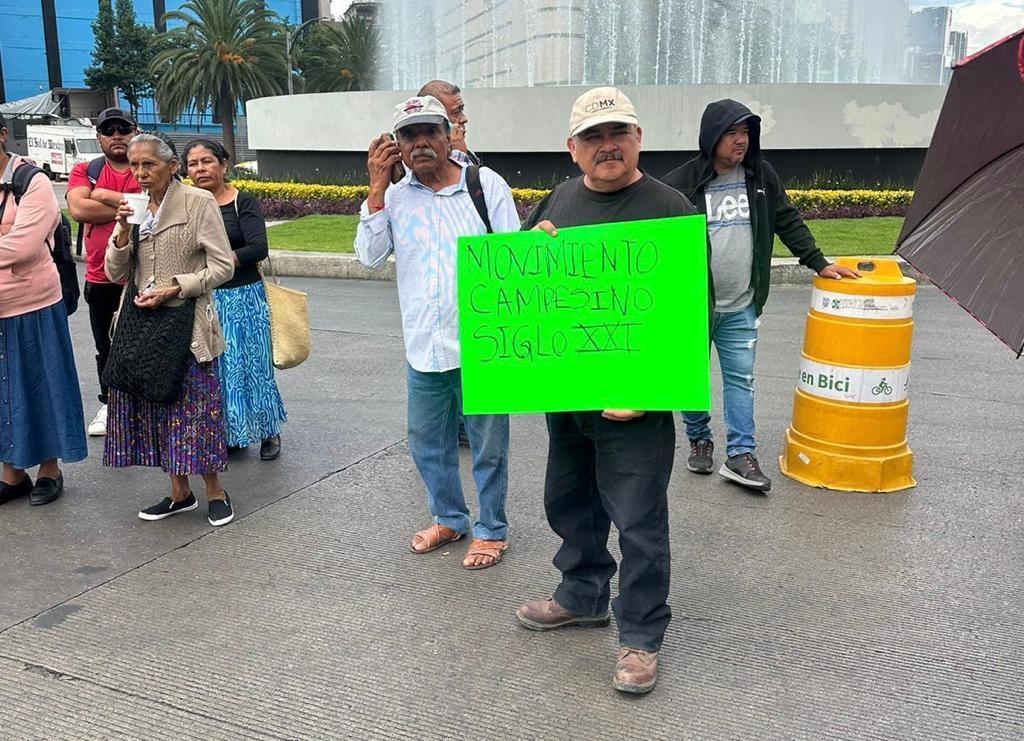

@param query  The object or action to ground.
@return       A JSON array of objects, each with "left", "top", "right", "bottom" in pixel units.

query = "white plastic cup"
[{"left": 123, "top": 193, "right": 150, "bottom": 225}]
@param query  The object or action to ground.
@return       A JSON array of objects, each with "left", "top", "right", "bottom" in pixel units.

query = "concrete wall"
[
  {"left": 249, "top": 83, "right": 948, "bottom": 152},
  {"left": 247, "top": 83, "right": 948, "bottom": 186}
]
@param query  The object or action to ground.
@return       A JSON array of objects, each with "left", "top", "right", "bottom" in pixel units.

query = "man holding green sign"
[{"left": 490, "top": 87, "right": 707, "bottom": 695}]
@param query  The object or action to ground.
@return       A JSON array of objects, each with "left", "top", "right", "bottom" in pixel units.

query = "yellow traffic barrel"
[{"left": 779, "top": 256, "right": 916, "bottom": 492}]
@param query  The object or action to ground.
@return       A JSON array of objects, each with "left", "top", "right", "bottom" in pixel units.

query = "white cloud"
[
  {"left": 953, "top": 1, "right": 1024, "bottom": 53},
  {"left": 913, "top": 1, "right": 1024, "bottom": 53}
]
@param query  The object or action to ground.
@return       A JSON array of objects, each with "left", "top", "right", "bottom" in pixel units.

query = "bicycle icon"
[{"left": 872, "top": 379, "right": 893, "bottom": 396}]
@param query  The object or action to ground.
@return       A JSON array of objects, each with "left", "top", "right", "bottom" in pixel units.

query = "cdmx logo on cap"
[
  {"left": 583, "top": 98, "right": 617, "bottom": 113},
  {"left": 404, "top": 100, "right": 424, "bottom": 113}
]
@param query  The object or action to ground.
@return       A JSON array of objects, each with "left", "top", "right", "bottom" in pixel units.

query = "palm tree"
[
  {"left": 297, "top": 16, "right": 379, "bottom": 93},
  {"left": 151, "top": 0, "right": 286, "bottom": 160}
]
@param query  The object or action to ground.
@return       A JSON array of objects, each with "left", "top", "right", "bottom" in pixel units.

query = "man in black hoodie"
[{"left": 662, "top": 99, "right": 858, "bottom": 493}]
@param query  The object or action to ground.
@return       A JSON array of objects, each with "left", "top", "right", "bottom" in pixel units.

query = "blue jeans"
[
  {"left": 406, "top": 365, "right": 510, "bottom": 540},
  {"left": 683, "top": 304, "right": 758, "bottom": 458}
]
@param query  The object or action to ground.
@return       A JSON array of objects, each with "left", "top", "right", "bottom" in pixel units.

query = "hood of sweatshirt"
[{"left": 698, "top": 99, "right": 762, "bottom": 172}]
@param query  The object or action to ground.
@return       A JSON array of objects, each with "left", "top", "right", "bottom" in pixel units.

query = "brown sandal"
[
  {"left": 462, "top": 539, "right": 508, "bottom": 570},
  {"left": 409, "top": 524, "right": 464, "bottom": 554}
]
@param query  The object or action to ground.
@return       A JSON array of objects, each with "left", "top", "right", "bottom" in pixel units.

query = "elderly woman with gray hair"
[{"left": 103, "top": 132, "right": 237, "bottom": 526}]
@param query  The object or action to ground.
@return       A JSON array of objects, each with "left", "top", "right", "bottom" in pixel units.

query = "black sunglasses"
[{"left": 99, "top": 122, "right": 134, "bottom": 136}]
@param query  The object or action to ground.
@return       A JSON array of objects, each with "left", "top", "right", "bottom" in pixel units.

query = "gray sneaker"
[
  {"left": 720, "top": 453, "right": 772, "bottom": 492},
  {"left": 687, "top": 439, "right": 714, "bottom": 474}
]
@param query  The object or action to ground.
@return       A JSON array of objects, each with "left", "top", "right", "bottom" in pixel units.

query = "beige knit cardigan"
[{"left": 106, "top": 178, "right": 235, "bottom": 362}]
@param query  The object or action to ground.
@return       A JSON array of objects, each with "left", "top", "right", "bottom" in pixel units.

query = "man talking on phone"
[{"left": 354, "top": 95, "right": 521, "bottom": 571}]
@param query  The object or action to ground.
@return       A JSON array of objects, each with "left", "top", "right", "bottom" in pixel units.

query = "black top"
[
  {"left": 523, "top": 172, "right": 696, "bottom": 230},
  {"left": 524, "top": 172, "right": 714, "bottom": 325},
  {"left": 217, "top": 190, "right": 268, "bottom": 289}
]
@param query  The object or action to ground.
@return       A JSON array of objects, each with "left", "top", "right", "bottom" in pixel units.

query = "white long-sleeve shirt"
[{"left": 354, "top": 160, "right": 520, "bottom": 372}]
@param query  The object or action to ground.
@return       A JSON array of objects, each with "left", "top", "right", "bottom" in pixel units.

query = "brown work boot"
[
  {"left": 613, "top": 647, "right": 659, "bottom": 694},
  {"left": 515, "top": 597, "right": 610, "bottom": 631}
]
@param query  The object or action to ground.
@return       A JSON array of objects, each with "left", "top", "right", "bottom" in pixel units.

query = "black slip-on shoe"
[
  {"left": 29, "top": 473, "right": 64, "bottom": 506},
  {"left": 139, "top": 492, "right": 198, "bottom": 521},
  {"left": 259, "top": 436, "right": 281, "bottom": 461},
  {"left": 0, "top": 474, "right": 33, "bottom": 505},
  {"left": 208, "top": 494, "right": 234, "bottom": 527}
]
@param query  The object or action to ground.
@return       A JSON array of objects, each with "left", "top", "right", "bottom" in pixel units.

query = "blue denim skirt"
[{"left": 0, "top": 301, "right": 88, "bottom": 468}]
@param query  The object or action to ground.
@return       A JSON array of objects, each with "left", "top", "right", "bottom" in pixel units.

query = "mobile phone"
[{"left": 382, "top": 131, "right": 406, "bottom": 183}]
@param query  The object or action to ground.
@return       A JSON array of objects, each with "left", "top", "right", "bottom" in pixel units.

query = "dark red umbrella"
[{"left": 896, "top": 27, "right": 1024, "bottom": 357}]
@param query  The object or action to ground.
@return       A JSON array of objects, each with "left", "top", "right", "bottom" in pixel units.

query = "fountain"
[{"left": 377, "top": 0, "right": 912, "bottom": 90}]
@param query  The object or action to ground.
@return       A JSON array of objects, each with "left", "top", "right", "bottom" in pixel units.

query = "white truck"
[{"left": 25, "top": 121, "right": 101, "bottom": 179}]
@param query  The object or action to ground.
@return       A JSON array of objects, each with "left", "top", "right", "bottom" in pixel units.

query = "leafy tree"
[
  {"left": 84, "top": 0, "right": 119, "bottom": 98},
  {"left": 112, "top": 0, "right": 155, "bottom": 117},
  {"left": 151, "top": 0, "right": 287, "bottom": 160},
  {"left": 297, "top": 16, "right": 379, "bottom": 93},
  {"left": 84, "top": 0, "right": 156, "bottom": 119}
]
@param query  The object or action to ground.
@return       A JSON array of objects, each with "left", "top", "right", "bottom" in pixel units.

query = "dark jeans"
[
  {"left": 544, "top": 410, "right": 675, "bottom": 652},
  {"left": 84, "top": 281, "right": 122, "bottom": 404}
]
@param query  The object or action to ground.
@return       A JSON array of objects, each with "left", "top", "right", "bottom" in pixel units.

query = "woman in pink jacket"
[{"left": 0, "top": 115, "right": 87, "bottom": 507}]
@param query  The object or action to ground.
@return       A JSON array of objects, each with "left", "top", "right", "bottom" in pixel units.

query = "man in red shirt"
[{"left": 66, "top": 108, "right": 141, "bottom": 436}]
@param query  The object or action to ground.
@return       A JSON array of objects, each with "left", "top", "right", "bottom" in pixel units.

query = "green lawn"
[
  {"left": 266, "top": 214, "right": 904, "bottom": 257},
  {"left": 774, "top": 216, "right": 903, "bottom": 257},
  {"left": 62, "top": 209, "right": 79, "bottom": 234},
  {"left": 64, "top": 210, "right": 903, "bottom": 258},
  {"left": 268, "top": 215, "right": 358, "bottom": 253}
]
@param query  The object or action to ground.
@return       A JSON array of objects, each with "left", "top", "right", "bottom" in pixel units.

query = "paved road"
[{"left": 1, "top": 276, "right": 1021, "bottom": 739}]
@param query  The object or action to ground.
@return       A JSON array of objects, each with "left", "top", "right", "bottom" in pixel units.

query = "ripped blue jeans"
[{"left": 683, "top": 304, "right": 759, "bottom": 458}]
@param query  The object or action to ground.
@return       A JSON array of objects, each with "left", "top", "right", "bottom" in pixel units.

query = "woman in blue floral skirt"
[{"left": 184, "top": 139, "right": 287, "bottom": 461}]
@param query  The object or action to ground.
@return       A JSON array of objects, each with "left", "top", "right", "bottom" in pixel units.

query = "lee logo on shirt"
[{"left": 705, "top": 192, "right": 750, "bottom": 223}]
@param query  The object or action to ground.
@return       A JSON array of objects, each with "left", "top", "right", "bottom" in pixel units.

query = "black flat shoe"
[
  {"left": 260, "top": 435, "right": 281, "bottom": 461},
  {"left": 29, "top": 473, "right": 64, "bottom": 506},
  {"left": 226, "top": 445, "right": 247, "bottom": 455},
  {"left": 0, "top": 474, "right": 33, "bottom": 505}
]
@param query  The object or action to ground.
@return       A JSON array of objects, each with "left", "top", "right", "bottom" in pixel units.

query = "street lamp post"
[{"left": 286, "top": 16, "right": 332, "bottom": 95}]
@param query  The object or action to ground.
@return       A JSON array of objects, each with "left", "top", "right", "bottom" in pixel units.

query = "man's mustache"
[
  {"left": 596, "top": 151, "right": 624, "bottom": 163},
  {"left": 411, "top": 147, "right": 437, "bottom": 159}
]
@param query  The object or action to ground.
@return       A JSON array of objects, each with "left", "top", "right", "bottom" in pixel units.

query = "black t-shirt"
[
  {"left": 218, "top": 190, "right": 269, "bottom": 289},
  {"left": 523, "top": 171, "right": 714, "bottom": 338},
  {"left": 522, "top": 172, "right": 697, "bottom": 229}
]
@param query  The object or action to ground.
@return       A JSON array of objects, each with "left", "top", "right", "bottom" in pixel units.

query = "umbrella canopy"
[{"left": 896, "top": 28, "right": 1024, "bottom": 357}]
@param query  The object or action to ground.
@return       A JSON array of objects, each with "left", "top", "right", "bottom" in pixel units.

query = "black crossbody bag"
[{"left": 101, "top": 225, "right": 196, "bottom": 405}]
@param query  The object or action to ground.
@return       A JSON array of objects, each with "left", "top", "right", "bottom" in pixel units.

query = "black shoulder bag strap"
[{"left": 465, "top": 165, "right": 493, "bottom": 234}]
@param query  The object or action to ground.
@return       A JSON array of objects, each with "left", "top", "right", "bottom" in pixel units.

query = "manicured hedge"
[
  {"left": 231, "top": 179, "right": 912, "bottom": 220},
  {"left": 788, "top": 189, "right": 913, "bottom": 219}
]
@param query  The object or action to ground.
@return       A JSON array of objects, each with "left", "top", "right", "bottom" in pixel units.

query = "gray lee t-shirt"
[{"left": 704, "top": 165, "right": 754, "bottom": 312}]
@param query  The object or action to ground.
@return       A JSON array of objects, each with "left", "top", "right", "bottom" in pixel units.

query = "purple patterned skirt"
[{"left": 103, "top": 357, "right": 228, "bottom": 475}]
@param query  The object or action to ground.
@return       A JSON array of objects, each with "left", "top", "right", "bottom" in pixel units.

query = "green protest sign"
[{"left": 457, "top": 215, "right": 710, "bottom": 414}]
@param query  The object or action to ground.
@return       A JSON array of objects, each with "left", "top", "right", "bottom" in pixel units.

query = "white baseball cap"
[
  {"left": 393, "top": 95, "right": 451, "bottom": 133},
  {"left": 569, "top": 86, "right": 639, "bottom": 137}
]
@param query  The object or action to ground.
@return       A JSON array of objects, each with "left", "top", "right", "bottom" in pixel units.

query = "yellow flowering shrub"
[{"left": 231, "top": 179, "right": 913, "bottom": 218}]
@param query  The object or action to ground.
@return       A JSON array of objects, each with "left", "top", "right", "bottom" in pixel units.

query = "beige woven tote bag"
[{"left": 261, "top": 256, "right": 310, "bottom": 369}]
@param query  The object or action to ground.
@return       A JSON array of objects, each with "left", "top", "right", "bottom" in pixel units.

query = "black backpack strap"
[
  {"left": 75, "top": 157, "right": 107, "bottom": 255},
  {"left": 86, "top": 155, "right": 106, "bottom": 185},
  {"left": 0, "top": 160, "right": 44, "bottom": 221},
  {"left": 465, "top": 165, "right": 493, "bottom": 234},
  {"left": 8, "top": 162, "right": 44, "bottom": 205}
]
